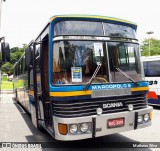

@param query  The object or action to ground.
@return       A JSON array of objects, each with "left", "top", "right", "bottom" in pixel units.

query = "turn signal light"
[
  {"left": 149, "top": 112, "right": 152, "bottom": 120},
  {"left": 58, "top": 123, "right": 68, "bottom": 135}
]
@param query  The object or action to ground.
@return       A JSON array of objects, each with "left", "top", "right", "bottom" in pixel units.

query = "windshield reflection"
[
  {"left": 108, "top": 42, "right": 142, "bottom": 82},
  {"left": 53, "top": 41, "right": 108, "bottom": 85},
  {"left": 52, "top": 41, "right": 142, "bottom": 85}
]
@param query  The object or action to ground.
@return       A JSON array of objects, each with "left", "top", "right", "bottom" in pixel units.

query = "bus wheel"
[{"left": 31, "top": 104, "right": 43, "bottom": 131}]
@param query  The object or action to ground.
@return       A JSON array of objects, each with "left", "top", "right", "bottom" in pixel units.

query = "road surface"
[{"left": 0, "top": 93, "right": 160, "bottom": 151}]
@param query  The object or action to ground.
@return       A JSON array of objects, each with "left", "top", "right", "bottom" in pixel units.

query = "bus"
[
  {"left": 13, "top": 15, "right": 152, "bottom": 141},
  {"left": 142, "top": 55, "right": 160, "bottom": 106}
]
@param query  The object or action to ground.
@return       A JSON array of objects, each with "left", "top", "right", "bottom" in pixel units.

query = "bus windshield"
[
  {"left": 108, "top": 42, "right": 143, "bottom": 82},
  {"left": 52, "top": 41, "right": 142, "bottom": 85},
  {"left": 53, "top": 41, "right": 109, "bottom": 85}
]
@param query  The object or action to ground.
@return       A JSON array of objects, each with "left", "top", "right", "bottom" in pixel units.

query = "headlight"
[
  {"left": 138, "top": 115, "right": 143, "bottom": 123},
  {"left": 144, "top": 113, "right": 149, "bottom": 121},
  {"left": 80, "top": 123, "right": 89, "bottom": 132},
  {"left": 128, "top": 104, "right": 134, "bottom": 111},
  {"left": 96, "top": 108, "right": 103, "bottom": 115},
  {"left": 69, "top": 124, "right": 78, "bottom": 134}
]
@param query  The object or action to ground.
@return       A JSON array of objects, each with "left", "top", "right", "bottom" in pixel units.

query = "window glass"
[
  {"left": 18, "top": 62, "right": 21, "bottom": 75},
  {"left": 52, "top": 41, "right": 109, "bottom": 85},
  {"left": 104, "top": 23, "right": 136, "bottom": 39},
  {"left": 108, "top": 42, "right": 142, "bottom": 82},
  {"left": 54, "top": 21, "right": 103, "bottom": 36},
  {"left": 143, "top": 62, "right": 148, "bottom": 76},
  {"left": 143, "top": 61, "right": 160, "bottom": 77},
  {"left": 29, "top": 69, "right": 34, "bottom": 90}
]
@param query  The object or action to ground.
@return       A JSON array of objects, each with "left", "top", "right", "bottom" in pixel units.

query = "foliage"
[
  {"left": 10, "top": 45, "right": 26, "bottom": 64},
  {"left": 1, "top": 44, "right": 27, "bottom": 75},
  {"left": 1, "top": 62, "right": 13, "bottom": 75},
  {"left": 141, "top": 38, "right": 160, "bottom": 56}
]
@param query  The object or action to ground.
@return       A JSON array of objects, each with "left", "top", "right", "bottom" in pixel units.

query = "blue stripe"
[
  {"left": 132, "top": 90, "right": 148, "bottom": 96},
  {"left": 148, "top": 96, "right": 160, "bottom": 105},
  {"left": 49, "top": 81, "right": 148, "bottom": 92},
  {"left": 49, "top": 23, "right": 53, "bottom": 88},
  {"left": 51, "top": 95, "right": 91, "bottom": 101},
  {"left": 130, "top": 81, "right": 148, "bottom": 87}
]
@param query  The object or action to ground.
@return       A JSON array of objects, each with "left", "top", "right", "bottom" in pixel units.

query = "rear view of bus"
[
  {"left": 143, "top": 56, "right": 160, "bottom": 106},
  {"left": 13, "top": 15, "right": 153, "bottom": 141}
]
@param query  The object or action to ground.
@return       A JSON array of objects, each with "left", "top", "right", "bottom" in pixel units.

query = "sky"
[{"left": 1, "top": 0, "right": 160, "bottom": 48}]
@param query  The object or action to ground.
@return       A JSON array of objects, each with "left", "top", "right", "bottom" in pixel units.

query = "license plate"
[{"left": 107, "top": 118, "right": 124, "bottom": 128}]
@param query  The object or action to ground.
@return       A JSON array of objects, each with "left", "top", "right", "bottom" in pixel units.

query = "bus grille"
[{"left": 52, "top": 94, "right": 147, "bottom": 118}]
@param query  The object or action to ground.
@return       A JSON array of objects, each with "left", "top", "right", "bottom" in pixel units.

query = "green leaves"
[
  {"left": 1, "top": 62, "right": 13, "bottom": 75},
  {"left": 141, "top": 38, "right": 160, "bottom": 56},
  {"left": 1, "top": 45, "right": 27, "bottom": 75}
]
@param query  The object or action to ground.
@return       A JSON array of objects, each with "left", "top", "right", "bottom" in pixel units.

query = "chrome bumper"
[{"left": 53, "top": 106, "right": 153, "bottom": 141}]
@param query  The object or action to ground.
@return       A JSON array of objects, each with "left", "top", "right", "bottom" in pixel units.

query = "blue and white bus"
[
  {"left": 142, "top": 55, "right": 160, "bottom": 106},
  {"left": 13, "top": 15, "right": 152, "bottom": 141}
]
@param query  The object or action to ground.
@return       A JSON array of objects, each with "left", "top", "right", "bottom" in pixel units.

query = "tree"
[
  {"left": 141, "top": 38, "right": 160, "bottom": 56},
  {"left": 10, "top": 46, "right": 26, "bottom": 64},
  {"left": 1, "top": 62, "right": 13, "bottom": 75},
  {"left": 1, "top": 44, "right": 27, "bottom": 75}
]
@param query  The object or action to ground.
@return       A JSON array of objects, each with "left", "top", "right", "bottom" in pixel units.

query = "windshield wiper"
[
  {"left": 84, "top": 62, "right": 102, "bottom": 90},
  {"left": 115, "top": 67, "right": 139, "bottom": 86}
]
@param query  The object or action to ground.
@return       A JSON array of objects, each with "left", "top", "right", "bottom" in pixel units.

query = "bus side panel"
[
  {"left": 148, "top": 97, "right": 160, "bottom": 106},
  {"left": 13, "top": 73, "right": 30, "bottom": 113},
  {"left": 146, "top": 77, "right": 160, "bottom": 106},
  {"left": 13, "top": 76, "right": 18, "bottom": 99},
  {"left": 24, "top": 73, "right": 30, "bottom": 113}
]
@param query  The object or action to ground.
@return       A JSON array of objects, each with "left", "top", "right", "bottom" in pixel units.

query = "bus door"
[
  {"left": 35, "top": 47, "right": 45, "bottom": 127},
  {"left": 26, "top": 45, "right": 45, "bottom": 129},
  {"left": 41, "top": 35, "right": 53, "bottom": 128}
]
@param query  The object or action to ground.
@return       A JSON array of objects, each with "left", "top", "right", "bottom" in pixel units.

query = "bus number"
[{"left": 147, "top": 80, "right": 158, "bottom": 85}]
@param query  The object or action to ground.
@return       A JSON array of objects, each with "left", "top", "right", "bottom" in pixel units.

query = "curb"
[{"left": 0, "top": 90, "right": 14, "bottom": 94}]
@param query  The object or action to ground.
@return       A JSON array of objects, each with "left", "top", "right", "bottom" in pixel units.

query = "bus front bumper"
[{"left": 53, "top": 106, "right": 153, "bottom": 141}]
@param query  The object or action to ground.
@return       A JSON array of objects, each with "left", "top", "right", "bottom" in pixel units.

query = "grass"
[
  {"left": 0, "top": 79, "right": 24, "bottom": 91},
  {"left": 14, "top": 80, "right": 24, "bottom": 88},
  {"left": 1, "top": 81, "right": 14, "bottom": 90},
  {"left": 1, "top": 76, "right": 8, "bottom": 81}
]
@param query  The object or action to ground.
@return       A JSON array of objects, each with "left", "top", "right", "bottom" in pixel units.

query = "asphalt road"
[{"left": 0, "top": 93, "right": 160, "bottom": 151}]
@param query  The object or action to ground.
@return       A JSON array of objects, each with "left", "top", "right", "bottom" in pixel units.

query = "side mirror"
[
  {"left": 1, "top": 42, "right": 10, "bottom": 62},
  {"left": 25, "top": 47, "right": 32, "bottom": 67}
]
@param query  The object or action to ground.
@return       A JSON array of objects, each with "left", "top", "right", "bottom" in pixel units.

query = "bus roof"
[
  {"left": 49, "top": 14, "right": 137, "bottom": 30},
  {"left": 142, "top": 55, "right": 160, "bottom": 62}
]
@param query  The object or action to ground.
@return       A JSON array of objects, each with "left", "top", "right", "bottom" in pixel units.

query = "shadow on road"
[{"left": 13, "top": 100, "right": 152, "bottom": 151}]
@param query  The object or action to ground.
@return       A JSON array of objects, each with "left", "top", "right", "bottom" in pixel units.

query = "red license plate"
[{"left": 107, "top": 118, "right": 124, "bottom": 128}]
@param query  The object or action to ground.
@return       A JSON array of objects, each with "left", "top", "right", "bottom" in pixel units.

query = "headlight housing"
[
  {"left": 80, "top": 123, "right": 89, "bottom": 132},
  {"left": 138, "top": 115, "right": 143, "bottom": 123},
  {"left": 69, "top": 124, "right": 78, "bottom": 134},
  {"left": 144, "top": 113, "right": 149, "bottom": 121}
]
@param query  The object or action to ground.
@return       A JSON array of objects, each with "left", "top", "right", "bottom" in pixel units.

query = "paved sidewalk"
[
  {"left": 0, "top": 93, "right": 159, "bottom": 151},
  {"left": 0, "top": 94, "right": 33, "bottom": 142},
  {"left": 0, "top": 93, "right": 50, "bottom": 151}
]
